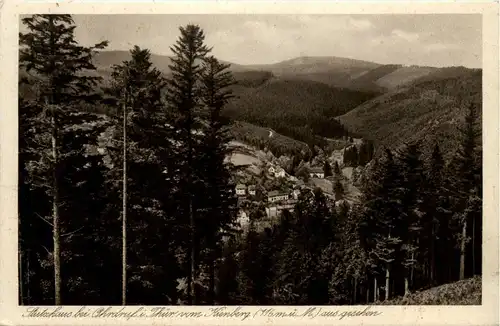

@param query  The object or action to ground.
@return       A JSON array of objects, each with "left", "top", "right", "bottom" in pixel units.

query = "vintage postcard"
[{"left": 0, "top": 1, "right": 498, "bottom": 325}]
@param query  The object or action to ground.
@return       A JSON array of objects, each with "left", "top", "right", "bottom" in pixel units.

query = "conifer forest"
[{"left": 18, "top": 14, "right": 482, "bottom": 305}]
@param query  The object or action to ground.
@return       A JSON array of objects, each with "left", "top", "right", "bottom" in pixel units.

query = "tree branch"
[
  {"left": 61, "top": 225, "right": 84, "bottom": 237},
  {"left": 35, "top": 212, "right": 54, "bottom": 227}
]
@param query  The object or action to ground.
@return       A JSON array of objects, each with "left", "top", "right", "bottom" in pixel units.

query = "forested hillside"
[
  {"left": 224, "top": 78, "right": 376, "bottom": 146},
  {"left": 338, "top": 69, "right": 482, "bottom": 159},
  {"left": 18, "top": 14, "right": 482, "bottom": 307}
]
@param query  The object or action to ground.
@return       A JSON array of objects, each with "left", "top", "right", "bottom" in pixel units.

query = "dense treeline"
[
  {"left": 338, "top": 69, "right": 482, "bottom": 160},
  {"left": 343, "top": 140, "right": 375, "bottom": 167},
  {"left": 229, "top": 121, "right": 312, "bottom": 160},
  {"left": 218, "top": 104, "right": 481, "bottom": 304},
  {"left": 19, "top": 15, "right": 238, "bottom": 305},
  {"left": 18, "top": 15, "right": 482, "bottom": 306},
  {"left": 223, "top": 78, "right": 373, "bottom": 146}
]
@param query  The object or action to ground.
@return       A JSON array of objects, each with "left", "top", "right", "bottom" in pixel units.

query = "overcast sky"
[{"left": 39, "top": 14, "right": 483, "bottom": 68}]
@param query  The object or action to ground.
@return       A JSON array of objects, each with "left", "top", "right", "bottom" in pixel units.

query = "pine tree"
[
  {"left": 294, "top": 188, "right": 332, "bottom": 303},
  {"left": 359, "top": 149, "right": 402, "bottom": 301},
  {"left": 104, "top": 45, "right": 169, "bottom": 304},
  {"left": 358, "top": 141, "right": 368, "bottom": 166},
  {"left": 334, "top": 161, "right": 341, "bottom": 176},
  {"left": 238, "top": 225, "right": 263, "bottom": 304},
  {"left": 334, "top": 179, "right": 345, "bottom": 201},
  {"left": 421, "top": 143, "right": 450, "bottom": 285},
  {"left": 198, "top": 56, "right": 238, "bottom": 303},
  {"left": 324, "top": 160, "right": 333, "bottom": 177},
  {"left": 396, "top": 141, "right": 424, "bottom": 295},
  {"left": 216, "top": 238, "right": 240, "bottom": 304},
  {"left": 448, "top": 103, "right": 481, "bottom": 280},
  {"left": 164, "top": 24, "right": 211, "bottom": 304},
  {"left": 19, "top": 14, "right": 107, "bottom": 305}
]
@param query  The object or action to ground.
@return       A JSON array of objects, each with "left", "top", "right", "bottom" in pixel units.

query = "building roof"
[
  {"left": 248, "top": 185, "right": 256, "bottom": 190},
  {"left": 310, "top": 167, "right": 324, "bottom": 173},
  {"left": 268, "top": 190, "right": 288, "bottom": 197},
  {"left": 236, "top": 184, "right": 246, "bottom": 189}
]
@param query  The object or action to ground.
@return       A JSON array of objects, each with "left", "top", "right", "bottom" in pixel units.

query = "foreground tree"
[
  {"left": 198, "top": 56, "right": 238, "bottom": 303},
  {"left": 19, "top": 14, "right": 107, "bottom": 305},
  {"left": 105, "top": 45, "right": 167, "bottom": 304},
  {"left": 396, "top": 141, "right": 424, "bottom": 295},
  {"left": 448, "top": 103, "right": 481, "bottom": 280},
  {"left": 165, "top": 24, "right": 211, "bottom": 304},
  {"left": 359, "top": 149, "right": 402, "bottom": 301}
]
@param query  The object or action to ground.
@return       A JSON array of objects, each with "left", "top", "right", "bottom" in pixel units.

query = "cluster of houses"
[
  {"left": 233, "top": 163, "right": 327, "bottom": 229},
  {"left": 236, "top": 187, "right": 301, "bottom": 226},
  {"left": 235, "top": 184, "right": 255, "bottom": 196},
  {"left": 267, "top": 164, "right": 325, "bottom": 180},
  {"left": 309, "top": 167, "right": 325, "bottom": 179},
  {"left": 235, "top": 184, "right": 301, "bottom": 203}
]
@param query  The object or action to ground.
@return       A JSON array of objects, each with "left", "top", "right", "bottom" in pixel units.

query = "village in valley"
[{"left": 228, "top": 137, "right": 367, "bottom": 231}]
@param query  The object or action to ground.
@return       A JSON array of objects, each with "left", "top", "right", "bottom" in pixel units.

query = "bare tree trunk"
[
  {"left": 385, "top": 267, "right": 390, "bottom": 301},
  {"left": 472, "top": 215, "right": 475, "bottom": 275},
  {"left": 208, "top": 253, "right": 215, "bottom": 305},
  {"left": 366, "top": 283, "right": 369, "bottom": 303},
  {"left": 459, "top": 219, "right": 467, "bottom": 280},
  {"left": 189, "top": 198, "right": 196, "bottom": 304},
  {"left": 27, "top": 250, "right": 30, "bottom": 305},
  {"left": 410, "top": 252, "right": 415, "bottom": 288},
  {"left": 373, "top": 277, "right": 378, "bottom": 302},
  {"left": 404, "top": 276, "right": 409, "bottom": 296},
  {"left": 19, "top": 250, "right": 23, "bottom": 305},
  {"left": 353, "top": 276, "right": 357, "bottom": 303},
  {"left": 51, "top": 103, "right": 61, "bottom": 305},
  {"left": 430, "top": 237, "right": 436, "bottom": 285},
  {"left": 121, "top": 97, "right": 128, "bottom": 305}
]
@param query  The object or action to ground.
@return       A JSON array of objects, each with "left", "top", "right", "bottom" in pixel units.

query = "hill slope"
[
  {"left": 91, "top": 53, "right": 455, "bottom": 93},
  {"left": 376, "top": 276, "right": 481, "bottom": 305},
  {"left": 337, "top": 68, "right": 482, "bottom": 158},
  {"left": 223, "top": 77, "right": 378, "bottom": 143},
  {"left": 92, "top": 50, "right": 251, "bottom": 74}
]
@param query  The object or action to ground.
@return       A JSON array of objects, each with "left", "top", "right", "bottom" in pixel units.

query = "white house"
[
  {"left": 276, "top": 199, "right": 297, "bottom": 212},
  {"left": 268, "top": 166, "right": 286, "bottom": 178},
  {"left": 268, "top": 190, "right": 289, "bottom": 203},
  {"left": 309, "top": 167, "right": 325, "bottom": 179},
  {"left": 235, "top": 184, "right": 247, "bottom": 196},
  {"left": 265, "top": 206, "right": 278, "bottom": 218},
  {"left": 274, "top": 168, "right": 286, "bottom": 178},
  {"left": 237, "top": 210, "right": 250, "bottom": 228},
  {"left": 248, "top": 185, "right": 256, "bottom": 196}
]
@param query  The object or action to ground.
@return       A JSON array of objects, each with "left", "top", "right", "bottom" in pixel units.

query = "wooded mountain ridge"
[{"left": 20, "top": 50, "right": 482, "bottom": 158}]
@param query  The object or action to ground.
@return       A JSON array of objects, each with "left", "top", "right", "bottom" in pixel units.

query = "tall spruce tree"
[
  {"left": 198, "top": 56, "right": 238, "bottom": 303},
  {"left": 422, "top": 143, "right": 450, "bottom": 285},
  {"left": 165, "top": 24, "right": 211, "bottom": 304},
  {"left": 19, "top": 14, "right": 107, "bottom": 304},
  {"left": 396, "top": 141, "right": 424, "bottom": 295},
  {"left": 359, "top": 149, "right": 402, "bottom": 301},
  {"left": 448, "top": 103, "right": 481, "bottom": 280},
  {"left": 104, "top": 45, "right": 170, "bottom": 304}
]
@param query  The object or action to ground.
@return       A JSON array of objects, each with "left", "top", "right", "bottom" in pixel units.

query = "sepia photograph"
[{"left": 15, "top": 11, "right": 486, "bottom": 308}]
